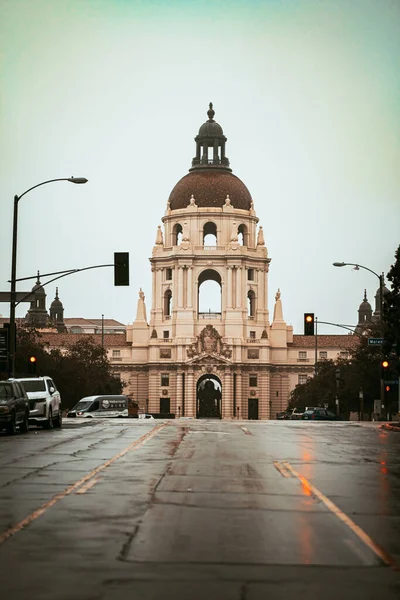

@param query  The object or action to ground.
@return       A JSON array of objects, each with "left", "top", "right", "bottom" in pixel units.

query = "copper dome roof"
[{"left": 168, "top": 170, "right": 253, "bottom": 210}]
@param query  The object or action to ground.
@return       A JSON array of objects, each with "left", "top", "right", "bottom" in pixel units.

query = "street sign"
[
  {"left": 0, "top": 329, "right": 8, "bottom": 360},
  {"left": 368, "top": 338, "right": 384, "bottom": 345},
  {"left": 384, "top": 380, "right": 399, "bottom": 385},
  {"left": 0, "top": 291, "right": 35, "bottom": 302}
]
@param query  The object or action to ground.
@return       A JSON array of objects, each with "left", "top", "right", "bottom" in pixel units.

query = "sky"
[{"left": 0, "top": 0, "right": 399, "bottom": 335}]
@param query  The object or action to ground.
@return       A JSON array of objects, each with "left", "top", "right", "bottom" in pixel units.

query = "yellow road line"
[
  {"left": 273, "top": 460, "right": 291, "bottom": 477},
  {"left": 75, "top": 477, "right": 101, "bottom": 495},
  {"left": 282, "top": 461, "right": 396, "bottom": 568},
  {"left": 0, "top": 423, "right": 167, "bottom": 546},
  {"left": 240, "top": 426, "right": 252, "bottom": 435}
]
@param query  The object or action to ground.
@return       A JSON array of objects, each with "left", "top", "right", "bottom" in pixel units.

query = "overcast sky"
[{"left": 1, "top": 0, "right": 399, "bottom": 335}]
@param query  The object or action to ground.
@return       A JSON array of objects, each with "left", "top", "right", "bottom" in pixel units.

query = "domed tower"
[
  {"left": 133, "top": 103, "right": 281, "bottom": 420},
  {"left": 49, "top": 288, "right": 67, "bottom": 333},
  {"left": 372, "top": 276, "right": 390, "bottom": 322},
  {"left": 25, "top": 272, "right": 49, "bottom": 328},
  {"left": 355, "top": 289, "right": 372, "bottom": 334}
]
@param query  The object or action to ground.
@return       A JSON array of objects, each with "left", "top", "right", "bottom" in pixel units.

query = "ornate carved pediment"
[
  {"left": 186, "top": 325, "right": 232, "bottom": 360},
  {"left": 187, "top": 352, "right": 232, "bottom": 366}
]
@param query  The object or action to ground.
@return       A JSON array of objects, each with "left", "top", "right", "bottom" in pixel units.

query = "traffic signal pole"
[{"left": 314, "top": 316, "right": 318, "bottom": 375}]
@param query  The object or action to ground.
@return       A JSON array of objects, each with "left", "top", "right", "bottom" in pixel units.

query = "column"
[
  {"left": 187, "top": 267, "right": 193, "bottom": 307},
  {"left": 151, "top": 268, "right": 156, "bottom": 310},
  {"left": 223, "top": 370, "right": 232, "bottom": 418},
  {"left": 156, "top": 269, "right": 162, "bottom": 310},
  {"left": 176, "top": 371, "right": 182, "bottom": 416},
  {"left": 183, "top": 267, "right": 187, "bottom": 309},
  {"left": 236, "top": 267, "right": 242, "bottom": 310},
  {"left": 227, "top": 267, "right": 232, "bottom": 308},
  {"left": 149, "top": 370, "right": 159, "bottom": 413},
  {"left": 187, "top": 371, "right": 195, "bottom": 417},
  {"left": 236, "top": 372, "right": 242, "bottom": 419},
  {"left": 177, "top": 266, "right": 183, "bottom": 307}
]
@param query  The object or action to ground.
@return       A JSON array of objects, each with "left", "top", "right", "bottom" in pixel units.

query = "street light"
[
  {"left": 333, "top": 260, "right": 385, "bottom": 416},
  {"left": 9, "top": 177, "right": 88, "bottom": 377}
]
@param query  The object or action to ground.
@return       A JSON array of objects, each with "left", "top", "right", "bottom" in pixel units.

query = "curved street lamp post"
[
  {"left": 333, "top": 261, "right": 386, "bottom": 418},
  {"left": 9, "top": 177, "right": 88, "bottom": 377}
]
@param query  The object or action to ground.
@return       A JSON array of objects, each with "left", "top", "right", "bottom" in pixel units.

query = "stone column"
[
  {"left": 156, "top": 269, "right": 162, "bottom": 310},
  {"left": 148, "top": 370, "right": 159, "bottom": 413},
  {"left": 236, "top": 372, "right": 242, "bottom": 419},
  {"left": 176, "top": 370, "right": 182, "bottom": 416},
  {"left": 177, "top": 266, "right": 183, "bottom": 307},
  {"left": 227, "top": 267, "right": 232, "bottom": 308},
  {"left": 223, "top": 369, "right": 232, "bottom": 418},
  {"left": 187, "top": 370, "right": 195, "bottom": 417},
  {"left": 236, "top": 267, "right": 242, "bottom": 310},
  {"left": 187, "top": 267, "right": 193, "bottom": 307},
  {"left": 260, "top": 370, "right": 270, "bottom": 420},
  {"left": 151, "top": 268, "right": 156, "bottom": 311}
]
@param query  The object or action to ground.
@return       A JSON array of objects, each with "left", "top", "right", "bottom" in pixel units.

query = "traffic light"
[
  {"left": 28, "top": 355, "right": 37, "bottom": 375},
  {"left": 385, "top": 385, "right": 391, "bottom": 392},
  {"left": 304, "top": 313, "right": 315, "bottom": 336},
  {"left": 114, "top": 252, "right": 130, "bottom": 286},
  {"left": 381, "top": 360, "right": 389, "bottom": 369}
]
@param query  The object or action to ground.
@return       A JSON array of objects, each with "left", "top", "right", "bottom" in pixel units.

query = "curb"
[{"left": 379, "top": 423, "right": 400, "bottom": 432}]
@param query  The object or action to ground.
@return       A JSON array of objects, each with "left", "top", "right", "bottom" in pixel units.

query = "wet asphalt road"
[{"left": 0, "top": 418, "right": 399, "bottom": 599}]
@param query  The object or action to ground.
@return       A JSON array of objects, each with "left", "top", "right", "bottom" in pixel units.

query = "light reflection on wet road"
[{"left": 0, "top": 419, "right": 399, "bottom": 599}]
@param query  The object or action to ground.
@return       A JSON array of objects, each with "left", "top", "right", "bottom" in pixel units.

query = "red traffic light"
[
  {"left": 304, "top": 313, "right": 315, "bottom": 336},
  {"left": 29, "top": 356, "right": 36, "bottom": 363},
  {"left": 381, "top": 360, "right": 389, "bottom": 369},
  {"left": 385, "top": 385, "right": 391, "bottom": 392}
]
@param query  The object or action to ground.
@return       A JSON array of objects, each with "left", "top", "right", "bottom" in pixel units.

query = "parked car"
[
  {"left": 67, "top": 395, "right": 129, "bottom": 418},
  {"left": 11, "top": 376, "right": 62, "bottom": 428},
  {"left": 0, "top": 380, "right": 30, "bottom": 434},
  {"left": 291, "top": 407, "right": 316, "bottom": 420},
  {"left": 277, "top": 410, "right": 293, "bottom": 420},
  {"left": 302, "top": 408, "right": 340, "bottom": 421}
]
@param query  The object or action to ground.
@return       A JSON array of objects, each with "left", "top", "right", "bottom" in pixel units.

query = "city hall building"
[
  {"left": 8, "top": 104, "right": 369, "bottom": 419},
  {"left": 118, "top": 104, "right": 358, "bottom": 419}
]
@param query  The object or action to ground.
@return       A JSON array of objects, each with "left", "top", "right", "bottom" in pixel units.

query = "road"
[{"left": 0, "top": 418, "right": 399, "bottom": 599}]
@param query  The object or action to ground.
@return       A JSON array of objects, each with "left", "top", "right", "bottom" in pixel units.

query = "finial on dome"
[
  {"left": 55, "top": 287, "right": 59, "bottom": 299},
  {"left": 36, "top": 271, "right": 40, "bottom": 284},
  {"left": 363, "top": 289, "right": 367, "bottom": 302},
  {"left": 207, "top": 102, "right": 215, "bottom": 121}
]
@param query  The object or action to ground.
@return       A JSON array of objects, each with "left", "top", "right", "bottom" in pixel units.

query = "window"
[
  {"left": 112, "top": 350, "right": 121, "bottom": 358},
  {"left": 88, "top": 400, "right": 100, "bottom": 412},
  {"left": 248, "top": 290, "right": 256, "bottom": 318},
  {"left": 166, "top": 268, "right": 172, "bottom": 280},
  {"left": 340, "top": 351, "right": 349, "bottom": 359},
  {"left": 160, "top": 398, "right": 170, "bottom": 414},
  {"left": 298, "top": 374, "right": 308, "bottom": 385},
  {"left": 163, "top": 330, "right": 170, "bottom": 339},
  {"left": 248, "top": 269, "right": 254, "bottom": 281},
  {"left": 298, "top": 351, "right": 307, "bottom": 361},
  {"left": 249, "top": 375, "right": 258, "bottom": 387},
  {"left": 319, "top": 351, "right": 328, "bottom": 359},
  {"left": 249, "top": 331, "right": 256, "bottom": 339},
  {"left": 161, "top": 374, "right": 169, "bottom": 387},
  {"left": 164, "top": 290, "right": 172, "bottom": 317}
]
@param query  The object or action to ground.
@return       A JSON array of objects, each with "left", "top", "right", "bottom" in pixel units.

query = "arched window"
[
  {"left": 164, "top": 290, "right": 172, "bottom": 318},
  {"left": 203, "top": 222, "right": 217, "bottom": 247},
  {"left": 198, "top": 269, "right": 222, "bottom": 316},
  {"left": 238, "top": 224, "right": 249, "bottom": 246},
  {"left": 248, "top": 290, "right": 256, "bottom": 318},
  {"left": 172, "top": 223, "right": 183, "bottom": 246}
]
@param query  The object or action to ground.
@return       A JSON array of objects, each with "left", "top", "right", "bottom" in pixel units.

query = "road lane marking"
[
  {"left": 0, "top": 423, "right": 167, "bottom": 546},
  {"left": 282, "top": 461, "right": 396, "bottom": 568},
  {"left": 75, "top": 477, "right": 102, "bottom": 494},
  {"left": 273, "top": 461, "right": 291, "bottom": 477},
  {"left": 240, "top": 426, "right": 252, "bottom": 435}
]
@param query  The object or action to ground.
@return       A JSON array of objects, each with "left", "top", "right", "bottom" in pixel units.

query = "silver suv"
[{"left": 12, "top": 376, "right": 62, "bottom": 429}]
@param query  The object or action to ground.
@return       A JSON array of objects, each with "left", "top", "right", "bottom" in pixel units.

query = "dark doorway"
[
  {"left": 248, "top": 398, "right": 259, "bottom": 420},
  {"left": 160, "top": 398, "right": 170, "bottom": 414},
  {"left": 196, "top": 374, "right": 222, "bottom": 419}
]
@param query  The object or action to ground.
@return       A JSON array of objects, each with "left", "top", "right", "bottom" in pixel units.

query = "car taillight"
[{"left": 311, "top": 414, "right": 316, "bottom": 419}]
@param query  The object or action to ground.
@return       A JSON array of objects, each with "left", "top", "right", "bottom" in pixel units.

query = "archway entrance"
[{"left": 196, "top": 374, "right": 222, "bottom": 419}]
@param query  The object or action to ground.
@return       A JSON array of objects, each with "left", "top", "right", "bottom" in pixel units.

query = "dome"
[
  {"left": 50, "top": 288, "right": 63, "bottom": 309},
  {"left": 31, "top": 273, "right": 45, "bottom": 295},
  {"left": 198, "top": 120, "right": 224, "bottom": 137},
  {"left": 168, "top": 170, "right": 253, "bottom": 210},
  {"left": 359, "top": 290, "right": 371, "bottom": 311}
]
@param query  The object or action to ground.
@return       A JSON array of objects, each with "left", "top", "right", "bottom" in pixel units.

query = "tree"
[
  {"left": 14, "top": 329, "right": 123, "bottom": 409},
  {"left": 383, "top": 244, "right": 400, "bottom": 373}
]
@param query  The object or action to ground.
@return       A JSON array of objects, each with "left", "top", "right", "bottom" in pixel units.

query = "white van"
[{"left": 67, "top": 395, "right": 129, "bottom": 418}]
